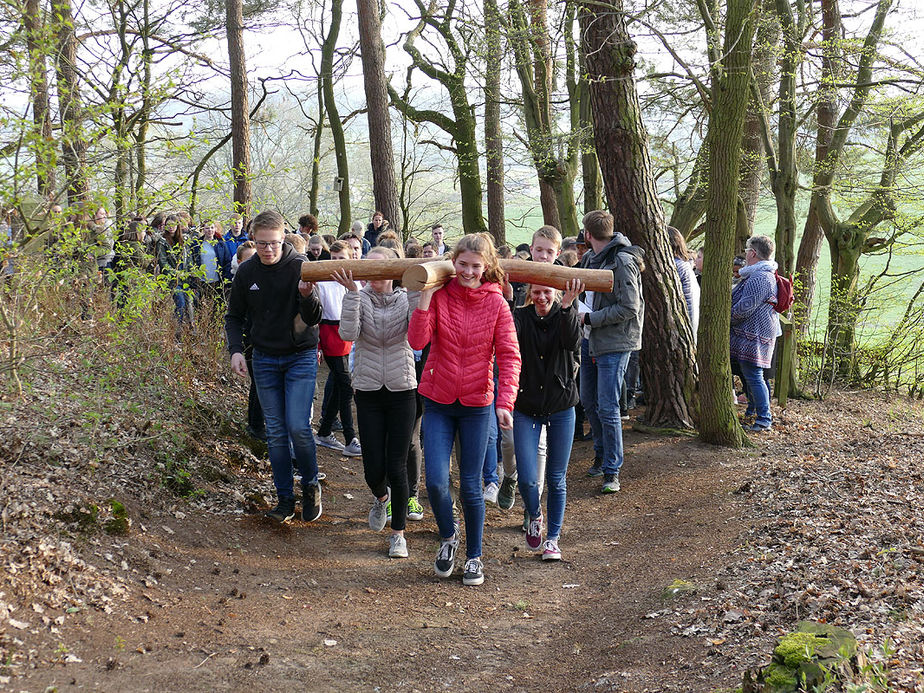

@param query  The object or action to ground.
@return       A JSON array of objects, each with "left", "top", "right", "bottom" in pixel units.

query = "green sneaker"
[
  {"left": 386, "top": 500, "right": 392, "bottom": 524},
  {"left": 497, "top": 476, "right": 516, "bottom": 511},
  {"left": 407, "top": 497, "right": 424, "bottom": 521}
]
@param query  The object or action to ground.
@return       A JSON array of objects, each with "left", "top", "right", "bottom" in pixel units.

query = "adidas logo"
[{"left": 249, "top": 283, "right": 259, "bottom": 291}]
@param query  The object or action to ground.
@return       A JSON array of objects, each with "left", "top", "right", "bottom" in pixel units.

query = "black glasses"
[{"left": 255, "top": 240, "right": 282, "bottom": 249}]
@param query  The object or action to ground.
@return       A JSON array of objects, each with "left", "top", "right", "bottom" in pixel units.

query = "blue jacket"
[{"left": 224, "top": 229, "right": 249, "bottom": 257}]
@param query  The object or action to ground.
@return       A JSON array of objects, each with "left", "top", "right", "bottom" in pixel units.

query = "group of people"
[
  {"left": 222, "top": 207, "right": 785, "bottom": 587},
  {"left": 27, "top": 198, "right": 780, "bottom": 585}
]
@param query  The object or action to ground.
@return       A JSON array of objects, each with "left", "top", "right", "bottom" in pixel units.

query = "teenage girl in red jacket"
[{"left": 408, "top": 233, "right": 521, "bottom": 586}]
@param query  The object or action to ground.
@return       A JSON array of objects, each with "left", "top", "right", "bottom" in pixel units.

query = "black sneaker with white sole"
[
  {"left": 462, "top": 558, "right": 484, "bottom": 586},
  {"left": 265, "top": 497, "right": 296, "bottom": 523},
  {"left": 434, "top": 532, "right": 460, "bottom": 578},
  {"left": 302, "top": 483, "right": 323, "bottom": 522}
]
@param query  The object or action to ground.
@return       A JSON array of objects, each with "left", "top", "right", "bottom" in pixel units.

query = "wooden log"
[
  {"left": 300, "top": 257, "right": 430, "bottom": 283},
  {"left": 402, "top": 258, "right": 613, "bottom": 292},
  {"left": 501, "top": 259, "right": 613, "bottom": 292},
  {"left": 402, "top": 261, "right": 455, "bottom": 291},
  {"left": 302, "top": 257, "right": 614, "bottom": 293}
]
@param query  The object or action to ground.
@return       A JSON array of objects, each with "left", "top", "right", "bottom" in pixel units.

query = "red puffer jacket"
[{"left": 408, "top": 278, "right": 521, "bottom": 411}]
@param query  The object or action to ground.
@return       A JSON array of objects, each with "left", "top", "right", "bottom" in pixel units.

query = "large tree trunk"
[
  {"left": 484, "top": 0, "right": 505, "bottom": 245},
  {"left": 577, "top": 21, "right": 603, "bottom": 215},
  {"left": 357, "top": 0, "right": 400, "bottom": 232},
  {"left": 697, "top": 0, "right": 759, "bottom": 447},
  {"left": 226, "top": 0, "right": 252, "bottom": 219},
  {"left": 579, "top": 0, "right": 697, "bottom": 430},
  {"left": 24, "top": 0, "right": 55, "bottom": 198},
  {"left": 321, "top": 0, "right": 351, "bottom": 234},
  {"left": 51, "top": 0, "right": 90, "bottom": 207}
]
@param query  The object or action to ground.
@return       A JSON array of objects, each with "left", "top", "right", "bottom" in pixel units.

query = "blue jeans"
[
  {"left": 579, "top": 339, "right": 603, "bottom": 459},
  {"left": 595, "top": 350, "right": 631, "bottom": 476},
  {"left": 482, "top": 409, "right": 499, "bottom": 486},
  {"left": 252, "top": 349, "right": 319, "bottom": 498},
  {"left": 422, "top": 398, "right": 492, "bottom": 559},
  {"left": 738, "top": 359, "right": 772, "bottom": 428},
  {"left": 514, "top": 408, "right": 575, "bottom": 540},
  {"left": 171, "top": 282, "right": 193, "bottom": 326}
]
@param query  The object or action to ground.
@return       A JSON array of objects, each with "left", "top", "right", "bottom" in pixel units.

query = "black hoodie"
[{"left": 225, "top": 244, "right": 321, "bottom": 356}]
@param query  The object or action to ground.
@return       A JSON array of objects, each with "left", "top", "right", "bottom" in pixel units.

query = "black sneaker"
[
  {"left": 462, "top": 558, "right": 484, "bottom": 586},
  {"left": 586, "top": 457, "right": 604, "bottom": 477},
  {"left": 434, "top": 532, "right": 460, "bottom": 578},
  {"left": 265, "top": 497, "right": 296, "bottom": 523},
  {"left": 302, "top": 483, "right": 323, "bottom": 522}
]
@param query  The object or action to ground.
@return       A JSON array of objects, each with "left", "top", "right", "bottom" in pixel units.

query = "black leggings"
[
  {"left": 354, "top": 387, "right": 417, "bottom": 531},
  {"left": 318, "top": 354, "right": 355, "bottom": 440}
]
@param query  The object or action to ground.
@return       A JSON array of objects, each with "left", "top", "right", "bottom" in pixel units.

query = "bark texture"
[
  {"left": 51, "top": 0, "right": 90, "bottom": 207},
  {"left": 579, "top": 0, "right": 697, "bottom": 430},
  {"left": 357, "top": 0, "right": 400, "bottom": 232},
  {"left": 696, "top": 0, "right": 759, "bottom": 447},
  {"left": 226, "top": 0, "right": 252, "bottom": 219},
  {"left": 24, "top": 0, "right": 55, "bottom": 198},
  {"left": 484, "top": 0, "right": 506, "bottom": 244}
]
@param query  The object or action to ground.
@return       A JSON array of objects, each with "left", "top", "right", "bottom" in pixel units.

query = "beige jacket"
[{"left": 339, "top": 286, "right": 418, "bottom": 392}]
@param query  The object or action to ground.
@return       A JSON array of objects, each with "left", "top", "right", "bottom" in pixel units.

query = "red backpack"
[{"left": 774, "top": 271, "right": 794, "bottom": 314}]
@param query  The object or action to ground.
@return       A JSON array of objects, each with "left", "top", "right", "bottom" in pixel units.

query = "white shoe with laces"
[
  {"left": 343, "top": 437, "right": 362, "bottom": 457},
  {"left": 483, "top": 481, "right": 499, "bottom": 505},
  {"left": 388, "top": 533, "right": 408, "bottom": 558},
  {"left": 369, "top": 496, "right": 389, "bottom": 531}
]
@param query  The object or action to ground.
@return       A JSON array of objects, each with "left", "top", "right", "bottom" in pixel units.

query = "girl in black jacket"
[{"left": 513, "top": 279, "right": 583, "bottom": 561}]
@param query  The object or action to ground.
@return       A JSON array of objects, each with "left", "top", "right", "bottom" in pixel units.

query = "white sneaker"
[
  {"left": 316, "top": 434, "right": 344, "bottom": 451},
  {"left": 388, "top": 533, "right": 408, "bottom": 558},
  {"left": 343, "top": 437, "right": 362, "bottom": 457},
  {"left": 369, "top": 496, "right": 388, "bottom": 531},
  {"left": 483, "top": 481, "right": 499, "bottom": 505}
]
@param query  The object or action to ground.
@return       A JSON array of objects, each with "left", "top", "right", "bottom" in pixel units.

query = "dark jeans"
[
  {"left": 318, "top": 354, "right": 355, "bottom": 441},
  {"left": 354, "top": 387, "right": 417, "bottom": 531},
  {"left": 252, "top": 349, "right": 319, "bottom": 498},
  {"left": 423, "top": 397, "right": 492, "bottom": 559}
]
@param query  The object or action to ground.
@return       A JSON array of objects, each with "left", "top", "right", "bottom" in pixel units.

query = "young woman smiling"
[{"left": 407, "top": 233, "right": 521, "bottom": 586}]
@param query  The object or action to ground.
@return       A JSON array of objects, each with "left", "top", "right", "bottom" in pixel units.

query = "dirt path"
[{"left": 12, "top": 427, "right": 753, "bottom": 692}]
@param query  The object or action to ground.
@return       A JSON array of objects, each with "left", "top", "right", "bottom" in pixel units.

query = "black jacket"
[
  {"left": 225, "top": 244, "right": 321, "bottom": 357},
  {"left": 513, "top": 303, "right": 581, "bottom": 416}
]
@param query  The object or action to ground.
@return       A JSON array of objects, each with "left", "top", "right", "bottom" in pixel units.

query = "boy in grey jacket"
[{"left": 578, "top": 210, "right": 645, "bottom": 493}]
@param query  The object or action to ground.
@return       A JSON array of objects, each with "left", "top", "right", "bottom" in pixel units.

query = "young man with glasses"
[{"left": 225, "top": 210, "right": 324, "bottom": 523}]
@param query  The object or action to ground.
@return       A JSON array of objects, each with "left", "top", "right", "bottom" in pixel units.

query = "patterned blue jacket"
[{"left": 730, "top": 261, "right": 778, "bottom": 368}]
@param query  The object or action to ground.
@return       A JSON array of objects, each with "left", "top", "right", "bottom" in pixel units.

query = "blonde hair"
[
  {"left": 532, "top": 225, "right": 562, "bottom": 249},
  {"left": 367, "top": 246, "right": 398, "bottom": 260},
  {"left": 452, "top": 233, "right": 505, "bottom": 285},
  {"left": 286, "top": 232, "right": 306, "bottom": 253},
  {"left": 522, "top": 283, "right": 562, "bottom": 307}
]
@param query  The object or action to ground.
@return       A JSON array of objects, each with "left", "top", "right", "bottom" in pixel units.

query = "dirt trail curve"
[{"left": 13, "top": 430, "right": 751, "bottom": 693}]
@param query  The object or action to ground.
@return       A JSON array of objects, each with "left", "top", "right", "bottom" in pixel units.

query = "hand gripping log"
[{"left": 300, "top": 257, "right": 613, "bottom": 292}]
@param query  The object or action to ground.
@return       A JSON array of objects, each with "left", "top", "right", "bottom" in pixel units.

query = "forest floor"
[{"left": 2, "top": 356, "right": 923, "bottom": 692}]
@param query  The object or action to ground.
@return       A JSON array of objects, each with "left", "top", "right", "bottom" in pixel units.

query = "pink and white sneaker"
[
  {"left": 541, "top": 538, "right": 562, "bottom": 561},
  {"left": 525, "top": 514, "right": 543, "bottom": 551}
]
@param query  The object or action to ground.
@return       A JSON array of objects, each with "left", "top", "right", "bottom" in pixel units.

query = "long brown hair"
[{"left": 452, "top": 233, "right": 505, "bottom": 285}]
